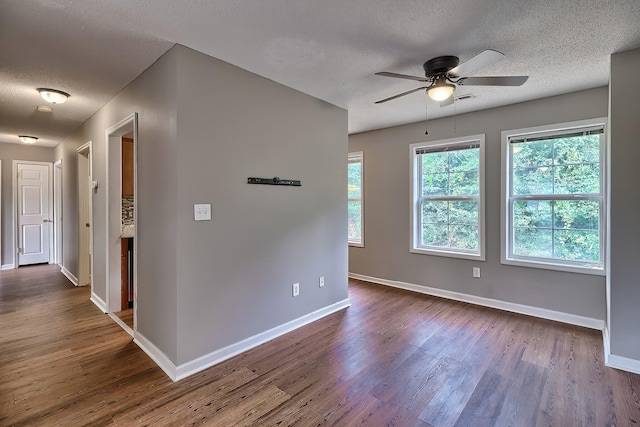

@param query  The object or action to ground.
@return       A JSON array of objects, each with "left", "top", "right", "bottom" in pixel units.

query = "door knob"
[{"left": 42, "top": 219, "right": 50, "bottom": 223}]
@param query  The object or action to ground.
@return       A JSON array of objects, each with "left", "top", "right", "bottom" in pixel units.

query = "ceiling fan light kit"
[
  {"left": 427, "top": 76, "right": 455, "bottom": 101},
  {"left": 37, "top": 88, "right": 69, "bottom": 104}
]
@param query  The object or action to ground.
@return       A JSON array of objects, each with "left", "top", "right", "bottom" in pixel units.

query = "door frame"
[
  {"left": 105, "top": 112, "right": 138, "bottom": 332},
  {"left": 77, "top": 142, "right": 93, "bottom": 289},
  {"left": 12, "top": 160, "right": 54, "bottom": 268},
  {"left": 53, "top": 159, "right": 63, "bottom": 266}
]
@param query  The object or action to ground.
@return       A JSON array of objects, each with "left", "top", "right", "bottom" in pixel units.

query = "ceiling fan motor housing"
[{"left": 423, "top": 55, "right": 459, "bottom": 77}]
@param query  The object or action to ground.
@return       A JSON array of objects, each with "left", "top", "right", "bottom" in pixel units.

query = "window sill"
[
  {"left": 410, "top": 247, "right": 485, "bottom": 261},
  {"left": 501, "top": 257, "right": 605, "bottom": 276},
  {"left": 348, "top": 242, "right": 364, "bottom": 248}
]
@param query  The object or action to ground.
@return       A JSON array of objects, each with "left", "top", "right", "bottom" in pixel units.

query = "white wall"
[{"left": 349, "top": 87, "right": 608, "bottom": 322}]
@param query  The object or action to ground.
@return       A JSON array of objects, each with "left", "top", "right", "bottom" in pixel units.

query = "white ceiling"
[{"left": 2, "top": 0, "right": 640, "bottom": 148}]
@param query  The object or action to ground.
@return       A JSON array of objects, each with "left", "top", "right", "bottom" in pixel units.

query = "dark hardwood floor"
[{"left": 1, "top": 264, "right": 639, "bottom": 426}]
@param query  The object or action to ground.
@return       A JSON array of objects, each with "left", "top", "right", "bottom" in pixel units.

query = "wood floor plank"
[{"left": 3, "top": 266, "right": 640, "bottom": 426}]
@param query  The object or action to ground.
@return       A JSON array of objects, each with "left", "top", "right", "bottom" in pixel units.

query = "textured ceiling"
[{"left": 2, "top": 0, "right": 640, "bottom": 147}]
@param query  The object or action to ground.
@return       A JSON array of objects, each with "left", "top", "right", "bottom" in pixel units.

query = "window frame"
[
  {"left": 410, "top": 134, "right": 486, "bottom": 260},
  {"left": 348, "top": 151, "right": 364, "bottom": 247},
  {"left": 500, "top": 118, "right": 607, "bottom": 275}
]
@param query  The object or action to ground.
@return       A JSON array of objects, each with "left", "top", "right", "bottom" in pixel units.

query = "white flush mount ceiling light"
[
  {"left": 37, "top": 88, "right": 69, "bottom": 104},
  {"left": 18, "top": 135, "right": 38, "bottom": 144},
  {"left": 426, "top": 76, "right": 455, "bottom": 102}
]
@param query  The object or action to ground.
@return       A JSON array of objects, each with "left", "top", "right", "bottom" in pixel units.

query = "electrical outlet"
[
  {"left": 319, "top": 276, "right": 325, "bottom": 288},
  {"left": 292, "top": 283, "right": 300, "bottom": 297},
  {"left": 472, "top": 267, "right": 481, "bottom": 278},
  {"left": 194, "top": 203, "right": 211, "bottom": 221}
]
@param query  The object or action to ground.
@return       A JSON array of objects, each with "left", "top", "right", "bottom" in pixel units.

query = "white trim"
[
  {"left": 109, "top": 313, "right": 134, "bottom": 337},
  {"left": 410, "top": 134, "right": 486, "bottom": 261},
  {"left": 1, "top": 264, "right": 15, "bottom": 270},
  {"left": 90, "top": 292, "right": 107, "bottom": 313},
  {"left": 60, "top": 266, "right": 79, "bottom": 286},
  {"left": 53, "top": 159, "right": 63, "bottom": 266},
  {"left": 349, "top": 272, "right": 604, "bottom": 330},
  {"left": 134, "top": 332, "right": 178, "bottom": 381},
  {"left": 105, "top": 113, "right": 137, "bottom": 315},
  {"left": 500, "top": 117, "right": 608, "bottom": 275},
  {"left": 134, "top": 298, "right": 351, "bottom": 382},
  {"left": 77, "top": 141, "right": 93, "bottom": 288},
  {"left": 602, "top": 325, "right": 640, "bottom": 374}
]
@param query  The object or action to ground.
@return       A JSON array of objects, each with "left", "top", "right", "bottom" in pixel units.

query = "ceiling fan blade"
[
  {"left": 439, "top": 96, "right": 454, "bottom": 107},
  {"left": 375, "top": 86, "right": 427, "bottom": 104},
  {"left": 449, "top": 49, "right": 504, "bottom": 77},
  {"left": 457, "top": 76, "right": 529, "bottom": 86},
  {"left": 375, "top": 71, "right": 428, "bottom": 82}
]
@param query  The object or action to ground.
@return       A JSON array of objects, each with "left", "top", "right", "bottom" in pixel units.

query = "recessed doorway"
[{"left": 105, "top": 113, "right": 137, "bottom": 336}]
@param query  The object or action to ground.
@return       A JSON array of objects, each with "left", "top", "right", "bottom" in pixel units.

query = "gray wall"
[
  {"left": 609, "top": 47, "right": 640, "bottom": 360},
  {"left": 53, "top": 44, "right": 348, "bottom": 366},
  {"left": 174, "top": 46, "right": 348, "bottom": 364},
  {"left": 0, "top": 142, "right": 55, "bottom": 267},
  {"left": 349, "top": 87, "right": 608, "bottom": 321}
]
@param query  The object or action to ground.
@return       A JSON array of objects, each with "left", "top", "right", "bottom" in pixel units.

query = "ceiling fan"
[{"left": 375, "top": 49, "right": 528, "bottom": 106}]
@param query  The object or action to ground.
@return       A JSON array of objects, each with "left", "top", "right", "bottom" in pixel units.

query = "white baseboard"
[
  {"left": 1, "top": 264, "right": 15, "bottom": 270},
  {"left": 349, "top": 273, "right": 605, "bottom": 331},
  {"left": 90, "top": 292, "right": 107, "bottom": 313},
  {"left": 174, "top": 298, "right": 351, "bottom": 381},
  {"left": 134, "top": 332, "right": 178, "bottom": 381},
  {"left": 133, "top": 298, "right": 351, "bottom": 382},
  {"left": 60, "top": 266, "right": 79, "bottom": 286},
  {"left": 602, "top": 325, "right": 640, "bottom": 374}
]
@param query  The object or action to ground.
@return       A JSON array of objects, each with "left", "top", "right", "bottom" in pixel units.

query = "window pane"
[
  {"left": 450, "top": 225, "right": 479, "bottom": 250},
  {"left": 421, "top": 151, "right": 448, "bottom": 173},
  {"left": 449, "top": 201, "right": 478, "bottom": 225},
  {"left": 422, "top": 173, "right": 449, "bottom": 196},
  {"left": 348, "top": 163, "right": 361, "bottom": 199},
  {"left": 553, "top": 229, "right": 600, "bottom": 262},
  {"left": 513, "top": 166, "right": 553, "bottom": 195},
  {"left": 554, "top": 164, "right": 600, "bottom": 194},
  {"left": 512, "top": 140, "right": 553, "bottom": 168},
  {"left": 514, "top": 200, "right": 552, "bottom": 228},
  {"left": 449, "top": 171, "right": 478, "bottom": 195},
  {"left": 348, "top": 201, "right": 361, "bottom": 242},
  {"left": 514, "top": 228, "right": 552, "bottom": 258},
  {"left": 421, "top": 223, "right": 448, "bottom": 247},
  {"left": 553, "top": 200, "right": 599, "bottom": 230},
  {"left": 421, "top": 201, "right": 448, "bottom": 224},
  {"left": 554, "top": 136, "right": 600, "bottom": 165},
  {"left": 449, "top": 149, "right": 479, "bottom": 172}
]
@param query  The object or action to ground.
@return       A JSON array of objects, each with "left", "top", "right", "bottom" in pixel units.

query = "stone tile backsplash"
[{"left": 122, "top": 196, "right": 134, "bottom": 225}]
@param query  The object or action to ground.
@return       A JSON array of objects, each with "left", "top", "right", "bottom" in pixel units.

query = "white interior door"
[{"left": 17, "top": 163, "right": 51, "bottom": 265}]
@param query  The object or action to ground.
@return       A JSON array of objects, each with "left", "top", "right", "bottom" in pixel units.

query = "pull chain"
[{"left": 425, "top": 101, "right": 429, "bottom": 135}]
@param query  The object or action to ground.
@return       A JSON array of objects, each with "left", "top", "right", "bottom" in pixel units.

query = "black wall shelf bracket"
[{"left": 247, "top": 177, "right": 301, "bottom": 187}]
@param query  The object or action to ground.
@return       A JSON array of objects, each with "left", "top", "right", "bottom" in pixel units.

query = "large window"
[
  {"left": 410, "top": 135, "right": 485, "bottom": 260},
  {"left": 502, "top": 118, "right": 606, "bottom": 274},
  {"left": 348, "top": 152, "right": 364, "bottom": 247}
]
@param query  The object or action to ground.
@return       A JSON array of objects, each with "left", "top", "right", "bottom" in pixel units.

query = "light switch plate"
[{"left": 194, "top": 203, "right": 211, "bottom": 221}]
